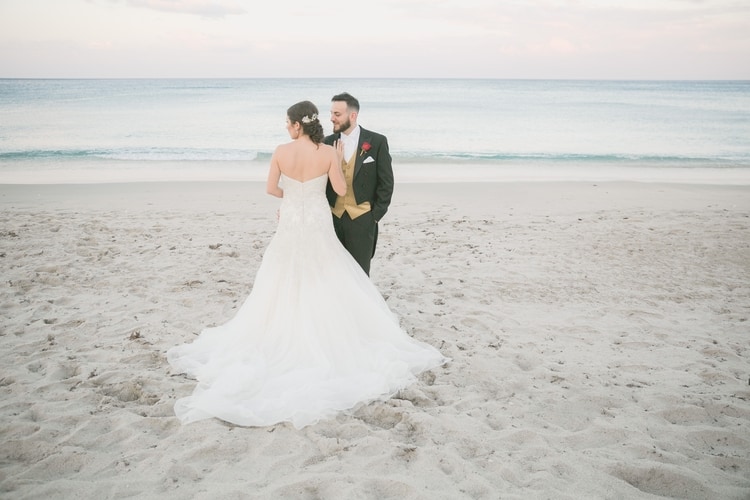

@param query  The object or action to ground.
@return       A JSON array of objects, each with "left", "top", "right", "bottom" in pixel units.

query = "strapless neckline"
[{"left": 281, "top": 173, "right": 327, "bottom": 184}]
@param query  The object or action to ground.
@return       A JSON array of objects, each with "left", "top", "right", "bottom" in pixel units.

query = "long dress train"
[{"left": 166, "top": 174, "right": 448, "bottom": 429}]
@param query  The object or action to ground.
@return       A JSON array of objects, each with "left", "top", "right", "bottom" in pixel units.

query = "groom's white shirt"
[{"left": 341, "top": 125, "right": 361, "bottom": 162}]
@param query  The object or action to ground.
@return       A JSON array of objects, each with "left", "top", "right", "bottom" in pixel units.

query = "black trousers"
[{"left": 332, "top": 211, "right": 377, "bottom": 275}]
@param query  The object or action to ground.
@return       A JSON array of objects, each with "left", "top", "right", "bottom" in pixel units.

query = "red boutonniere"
[{"left": 359, "top": 141, "right": 372, "bottom": 157}]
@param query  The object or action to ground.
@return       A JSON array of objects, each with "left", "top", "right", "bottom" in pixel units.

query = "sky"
[{"left": 0, "top": 0, "right": 749, "bottom": 79}]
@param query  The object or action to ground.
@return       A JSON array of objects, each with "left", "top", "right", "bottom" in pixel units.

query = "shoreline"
[
  {"left": 2, "top": 180, "right": 749, "bottom": 214},
  {"left": 2, "top": 159, "right": 750, "bottom": 186}
]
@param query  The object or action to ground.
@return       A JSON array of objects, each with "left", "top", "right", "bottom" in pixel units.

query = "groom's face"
[{"left": 330, "top": 101, "right": 354, "bottom": 134}]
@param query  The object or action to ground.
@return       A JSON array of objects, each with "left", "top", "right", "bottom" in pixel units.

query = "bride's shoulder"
[
  {"left": 273, "top": 141, "right": 303, "bottom": 159},
  {"left": 273, "top": 141, "right": 293, "bottom": 155},
  {"left": 315, "top": 142, "right": 336, "bottom": 157}
]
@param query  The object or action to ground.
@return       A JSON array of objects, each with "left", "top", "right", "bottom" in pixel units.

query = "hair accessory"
[{"left": 301, "top": 114, "right": 318, "bottom": 124}]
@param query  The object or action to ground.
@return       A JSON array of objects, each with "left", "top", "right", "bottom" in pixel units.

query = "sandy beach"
[{"left": 1, "top": 180, "right": 749, "bottom": 499}]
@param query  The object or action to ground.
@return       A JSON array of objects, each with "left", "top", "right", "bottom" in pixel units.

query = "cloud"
[{"left": 125, "top": 0, "right": 245, "bottom": 18}]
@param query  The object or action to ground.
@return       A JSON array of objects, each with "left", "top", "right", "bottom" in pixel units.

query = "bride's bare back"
[{"left": 267, "top": 137, "right": 346, "bottom": 197}]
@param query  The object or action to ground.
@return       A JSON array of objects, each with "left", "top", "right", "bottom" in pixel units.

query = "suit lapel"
[{"left": 353, "top": 129, "right": 370, "bottom": 179}]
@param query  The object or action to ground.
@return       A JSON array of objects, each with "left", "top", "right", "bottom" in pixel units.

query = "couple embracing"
[{"left": 167, "top": 92, "right": 447, "bottom": 429}]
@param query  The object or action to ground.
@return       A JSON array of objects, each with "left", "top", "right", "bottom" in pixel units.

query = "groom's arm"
[{"left": 372, "top": 134, "right": 394, "bottom": 223}]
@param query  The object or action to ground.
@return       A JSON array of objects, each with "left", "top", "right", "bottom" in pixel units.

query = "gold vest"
[{"left": 332, "top": 153, "right": 371, "bottom": 219}]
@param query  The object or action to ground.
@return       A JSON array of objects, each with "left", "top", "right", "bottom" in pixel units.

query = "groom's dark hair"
[{"left": 332, "top": 92, "right": 360, "bottom": 112}]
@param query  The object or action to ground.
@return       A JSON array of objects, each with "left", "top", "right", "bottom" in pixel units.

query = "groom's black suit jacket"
[{"left": 324, "top": 127, "right": 394, "bottom": 223}]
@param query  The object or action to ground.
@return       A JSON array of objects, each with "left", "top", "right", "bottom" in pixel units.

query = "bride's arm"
[
  {"left": 266, "top": 147, "right": 284, "bottom": 198},
  {"left": 328, "top": 143, "right": 346, "bottom": 196}
]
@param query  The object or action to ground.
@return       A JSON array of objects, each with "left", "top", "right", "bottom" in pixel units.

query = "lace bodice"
[{"left": 277, "top": 173, "right": 333, "bottom": 237}]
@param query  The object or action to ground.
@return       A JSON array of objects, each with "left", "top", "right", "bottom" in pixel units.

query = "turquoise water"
[{"left": 1, "top": 78, "right": 749, "bottom": 183}]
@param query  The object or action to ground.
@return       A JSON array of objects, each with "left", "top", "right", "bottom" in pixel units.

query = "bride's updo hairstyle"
[{"left": 287, "top": 100, "right": 324, "bottom": 144}]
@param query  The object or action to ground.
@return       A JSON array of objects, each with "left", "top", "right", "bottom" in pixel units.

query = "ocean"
[{"left": 1, "top": 78, "right": 749, "bottom": 184}]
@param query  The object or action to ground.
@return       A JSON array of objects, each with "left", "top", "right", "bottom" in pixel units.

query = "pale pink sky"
[{"left": 1, "top": 0, "right": 748, "bottom": 79}]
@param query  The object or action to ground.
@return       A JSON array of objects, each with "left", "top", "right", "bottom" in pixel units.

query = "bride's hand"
[{"left": 334, "top": 139, "right": 344, "bottom": 163}]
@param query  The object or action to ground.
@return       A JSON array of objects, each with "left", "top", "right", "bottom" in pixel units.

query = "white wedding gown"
[{"left": 167, "top": 173, "right": 447, "bottom": 429}]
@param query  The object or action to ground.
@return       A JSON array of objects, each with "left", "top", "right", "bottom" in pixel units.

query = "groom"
[{"left": 325, "top": 92, "right": 394, "bottom": 276}]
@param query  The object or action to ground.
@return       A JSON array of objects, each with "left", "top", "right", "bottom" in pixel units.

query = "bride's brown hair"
[{"left": 287, "top": 100, "right": 324, "bottom": 144}]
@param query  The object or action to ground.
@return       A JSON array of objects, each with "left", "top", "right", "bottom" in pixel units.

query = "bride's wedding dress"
[{"left": 167, "top": 174, "right": 447, "bottom": 429}]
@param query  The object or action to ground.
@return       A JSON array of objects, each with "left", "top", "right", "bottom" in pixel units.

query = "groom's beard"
[{"left": 332, "top": 118, "right": 352, "bottom": 134}]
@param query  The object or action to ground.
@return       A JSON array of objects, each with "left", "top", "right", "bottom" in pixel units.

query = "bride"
[{"left": 167, "top": 100, "right": 448, "bottom": 429}]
